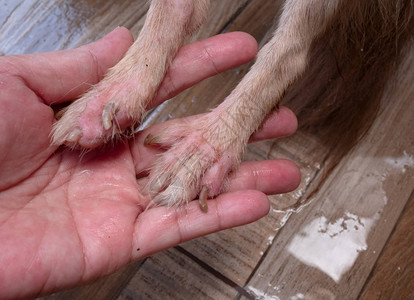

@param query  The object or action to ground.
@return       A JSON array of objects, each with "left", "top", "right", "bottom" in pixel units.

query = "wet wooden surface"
[
  {"left": 1, "top": 1, "right": 413, "bottom": 299},
  {"left": 360, "top": 194, "right": 414, "bottom": 300}
]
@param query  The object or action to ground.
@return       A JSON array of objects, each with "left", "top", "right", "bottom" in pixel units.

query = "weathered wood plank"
[
  {"left": 359, "top": 194, "right": 414, "bottom": 300},
  {"left": 42, "top": 261, "right": 144, "bottom": 300},
  {"left": 117, "top": 248, "right": 238, "bottom": 300},
  {"left": 0, "top": 0, "right": 149, "bottom": 55},
  {"left": 244, "top": 45, "right": 414, "bottom": 300}
]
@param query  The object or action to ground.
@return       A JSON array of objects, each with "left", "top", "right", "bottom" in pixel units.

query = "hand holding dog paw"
[{"left": 0, "top": 28, "right": 299, "bottom": 298}]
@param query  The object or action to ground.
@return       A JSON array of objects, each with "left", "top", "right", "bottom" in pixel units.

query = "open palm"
[{"left": 0, "top": 28, "right": 300, "bottom": 298}]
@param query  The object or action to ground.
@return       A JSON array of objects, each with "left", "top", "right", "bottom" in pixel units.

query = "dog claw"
[
  {"left": 144, "top": 133, "right": 161, "bottom": 147},
  {"left": 65, "top": 127, "right": 83, "bottom": 144},
  {"left": 54, "top": 109, "right": 66, "bottom": 120},
  {"left": 102, "top": 102, "right": 120, "bottom": 130},
  {"left": 199, "top": 185, "right": 209, "bottom": 213}
]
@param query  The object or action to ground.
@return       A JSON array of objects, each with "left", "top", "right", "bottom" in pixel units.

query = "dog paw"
[
  {"left": 51, "top": 73, "right": 152, "bottom": 149},
  {"left": 144, "top": 116, "right": 246, "bottom": 211}
]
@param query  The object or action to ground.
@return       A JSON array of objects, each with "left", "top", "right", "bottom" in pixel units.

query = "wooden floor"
[{"left": 1, "top": 1, "right": 413, "bottom": 299}]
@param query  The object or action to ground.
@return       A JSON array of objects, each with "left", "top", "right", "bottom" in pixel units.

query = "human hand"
[{"left": 0, "top": 27, "right": 300, "bottom": 298}]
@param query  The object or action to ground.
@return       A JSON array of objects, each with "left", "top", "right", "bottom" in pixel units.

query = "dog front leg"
[{"left": 51, "top": 0, "right": 210, "bottom": 149}]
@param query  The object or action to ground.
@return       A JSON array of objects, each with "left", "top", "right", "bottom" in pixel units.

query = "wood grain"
[
  {"left": 0, "top": 0, "right": 149, "bottom": 55},
  {"left": 44, "top": 261, "right": 144, "bottom": 300},
  {"left": 117, "top": 248, "right": 238, "bottom": 300},
  {"left": 359, "top": 194, "right": 414, "bottom": 300}
]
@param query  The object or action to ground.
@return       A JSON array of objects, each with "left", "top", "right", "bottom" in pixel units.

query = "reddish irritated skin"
[{"left": 0, "top": 28, "right": 300, "bottom": 298}]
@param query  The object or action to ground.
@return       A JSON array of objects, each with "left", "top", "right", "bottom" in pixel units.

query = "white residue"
[
  {"left": 291, "top": 293, "right": 305, "bottom": 300},
  {"left": 385, "top": 151, "right": 414, "bottom": 173},
  {"left": 278, "top": 209, "right": 294, "bottom": 228},
  {"left": 246, "top": 286, "right": 281, "bottom": 300},
  {"left": 287, "top": 212, "right": 379, "bottom": 283},
  {"left": 268, "top": 284, "right": 281, "bottom": 293}
]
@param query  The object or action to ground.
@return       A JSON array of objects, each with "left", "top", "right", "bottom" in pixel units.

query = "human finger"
[
  {"left": 0, "top": 27, "right": 134, "bottom": 104},
  {"left": 225, "top": 160, "right": 301, "bottom": 194},
  {"left": 150, "top": 31, "right": 258, "bottom": 107},
  {"left": 131, "top": 190, "right": 270, "bottom": 259}
]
